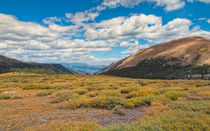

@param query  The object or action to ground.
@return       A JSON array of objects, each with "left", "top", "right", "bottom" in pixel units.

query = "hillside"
[
  {"left": 98, "top": 36, "right": 210, "bottom": 79},
  {"left": 0, "top": 55, "right": 73, "bottom": 74}
]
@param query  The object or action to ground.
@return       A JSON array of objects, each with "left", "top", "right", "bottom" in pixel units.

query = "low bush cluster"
[
  {"left": 0, "top": 94, "right": 10, "bottom": 99},
  {"left": 63, "top": 96, "right": 124, "bottom": 109},
  {"left": 73, "top": 88, "right": 88, "bottom": 95},
  {"left": 101, "top": 90, "right": 121, "bottom": 97},
  {"left": 36, "top": 90, "right": 56, "bottom": 97},
  {"left": 126, "top": 87, "right": 154, "bottom": 98},
  {"left": 112, "top": 105, "right": 125, "bottom": 115},
  {"left": 24, "top": 120, "right": 101, "bottom": 131},
  {"left": 22, "top": 84, "right": 54, "bottom": 90},
  {"left": 51, "top": 92, "right": 79, "bottom": 103},
  {"left": 120, "top": 87, "right": 138, "bottom": 94},
  {"left": 164, "top": 91, "right": 190, "bottom": 101}
]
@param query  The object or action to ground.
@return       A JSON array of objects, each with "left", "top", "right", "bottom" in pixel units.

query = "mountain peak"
[{"left": 98, "top": 36, "right": 210, "bottom": 79}]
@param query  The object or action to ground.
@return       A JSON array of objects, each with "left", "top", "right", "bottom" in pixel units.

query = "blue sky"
[{"left": 0, "top": 0, "right": 209, "bottom": 65}]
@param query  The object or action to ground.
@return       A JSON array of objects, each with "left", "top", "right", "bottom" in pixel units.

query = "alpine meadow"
[{"left": 0, "top": 0, "right": 210, "bottom": 131}]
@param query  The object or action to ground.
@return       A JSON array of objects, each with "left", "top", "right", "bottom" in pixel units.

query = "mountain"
[
  {"left": 60, "top": 63, "right": 106, "bottom": 74},
  {"left": 97, "top": 36, "right": 210, "bottom": 79},
  {"left": 0, "top": 55, "right": 73, "bottom": 74}
]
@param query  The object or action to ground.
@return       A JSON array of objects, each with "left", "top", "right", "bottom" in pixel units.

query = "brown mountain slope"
[
  {"left": 0, "top": 55, "right": 73, "bottom": 74},
  {"left": 98, "top": 36, "right": 210, "bottom": 79}
]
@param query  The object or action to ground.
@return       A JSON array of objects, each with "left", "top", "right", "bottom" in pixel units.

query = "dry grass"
[{"left": 0, "top": 72, "right": 209, "bottom": 130}]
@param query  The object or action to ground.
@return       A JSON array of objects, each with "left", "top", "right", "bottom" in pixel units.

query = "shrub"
[
  {"left": 141, "top": 95, "right": 160, "bottom": 106},
  {"left": 164, "top": 91, "right": 190, "bottom": 101},
  {"left": 154, "top": 96, "right": 171, "bottom": 105},
  {"left": 101, "top": 90, "right": 121, "bottom": 97},
  {"left": 169, "top": 101, "right": 210, "bottom": 114},
  {"left": 125, "top": 97, "right": 144, "bottom": 107},
  {"left": 0, "top": 95, "right": 10, "bottom": 99},
  {"left": 120, "top": 87, "right": 138, "bottom": 94},
  {"left": 63, "top": 99, "right": 82, "bottom": 109},
  {"left": 89, "top": 96, "right": 107, "bottom": 108},
  {"left": 24, "top": 120, "right": 101, "bottom": 131},
  {"left": 151, "top": 102, "right": 162, "bottom": 107},
  {"left": 86, "top": 91, "right": 99, "bottom": 97},
  {"left": 104, "top": 97, "right": 124, "bottom": 109},
  {"left": 63, "top": 96, "right": 124, "bottom": 110},
  {"left": 12, "top": 96, "right": 23, "bottom": 99},
  {"left": 136, "top": 110, "right": 210, "bottom": 131},
  {"left": 187, "top": 95, "right": 202, "bottom": 101},
  {"left": 137, "top": 80, "right": 146, "bottom": 86},
  {"left": 22, "top": 84, "right": 53, "bottom": 90},
  {"left": 73, "top": 88, "right": 88, "bottom": 95},
  {"left": 124, "top": 99, "right": 135, "bottom": 108},
  {"left": 36, "top": 90, "right": 56, "bottom": 97},
  {"left": 51, "top": 92, "right": 79, "bottom": 103},
  {"left": 112, "top": 105, "right": 125, "bottom": 115},
  {"left": 126, "top": 88, "right": 154, "bottom": 98},
  {"left": 154, "top": 88, "right": 170, "bottom": 95}
]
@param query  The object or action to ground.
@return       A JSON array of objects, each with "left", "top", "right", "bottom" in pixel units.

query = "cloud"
[
  {"left": 84, "top": 14, "right": 208, "bottom": 43},
  {"left": 197, "top": 0, "right": 210, "bottom": 3},
  {"left": 187, "top": 0, "right": 210, "bottom": 3},
  {"left": 120, "top": 40, "right": 150, "bottom": 54},
  {"left": 198, "top": 17, "right": 207, "bottom": 20},
  {"left": 0, "top": 12, "right": 210, "bottom": 65},
  {"left": 0, "top": 13, "right": 115, "bottom": 65},
  {"left": 43, "top": 17, "right": 62, "bottom": 24},
  {"left": 207, "top": 19, "right": 210, "bottom": 23},
  {"left": 65, "top": 11, "right": 99, "bottom": 25},
  {"left": 101, "top": 0, "right": 185, "bottom": 11},
  {"left": 0, "top": 13, "right": 59, "bottom": 42}
]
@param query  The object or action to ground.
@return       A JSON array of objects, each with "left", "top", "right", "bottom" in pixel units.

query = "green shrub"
[
  {"left": 104, "top": 97, "right": 124, "bottom": 109},
  {"left": 86, "top": 91, "right": 99, "bottom": 97},
  {"left": 36, "top": 90, "right": 56, "bottom": 97},
  {"left": 89, "top": 96, "right": 107, "bottom": 108},
  {"left": 73, "top": 88, "right": 88, "bottom": 95},
  {"left": 0, "top": 95, "right": 10, "bottom": 99},
  {"left": 9, "top": 68, "right": 56, "bottom": 74},
  {"left": 112, "top": 105, "right": 125, "bottom": 115},
  {"left": 120, "top": 87, "right": 138, "bottom": 94},
  {"left": 164, "top": 91, "right": 190, "bottom": 101},
  {"left": 169, "top": 100, "right": 210, "bottom": 114},
  {"left": 141, "top": 95, "right": 160, "bottom": 106},
  {"left": 51, "top": 92, "right": 79, "bottom": 103},
  {"left": 63, "top": 96, "right": 124, "bottom": 110},
  {"left": 124, "top": 99, "right": 135, "bottom": 108},
  {"left": 22, "top": 84, "right": 53, "bottom": 90},
  {"left": 25, "top": 120, "right": 101, "bottom": 131},
  {"left": 154, "top": 88, "right": 170, "bottom": 95},
  {"left": 96, "top": 123, "right": 163, "bottom": 131},
  {"left": 97, "top": 108, "right": 210, "bottom": 130},
  {"left": 126, "top": 88, "right": 154, "bottom": 98},
  {"left": 12, "top": 96, "right": 23, "bottom": 99},
  {"left": 136, "top": 110, "right": 210, "bottom": 131},
  {"left": 101, "top": 90, "right": 121, "bottom": 97},
  {"left": 137, "top": 80, "right": 146, "bottom": 86},
  {"left": 126, "top": 97, "right": 144, "bottom": 107}
]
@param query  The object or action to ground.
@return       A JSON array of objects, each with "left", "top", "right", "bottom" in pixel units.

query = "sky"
[{"left": 0, "top": 0, "right": 210, "bottom": 65}]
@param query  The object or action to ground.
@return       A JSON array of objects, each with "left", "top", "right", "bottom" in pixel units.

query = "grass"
[
  {"left": 0, "top": 72, "right": 209, "bottom": 130},
  {"left": 24, "top": 121, "right": 101, "bottom": 131},
  {"left": 0, "top": 95, "right": 10, "bottom": 99},
  {"left": 36, "top": 90, "right": 57, "bottom": 97}
]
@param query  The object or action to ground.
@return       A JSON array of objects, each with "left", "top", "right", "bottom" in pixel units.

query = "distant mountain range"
[
  {"left": 0, "top": 55, "right": 73, "bottom": 74},
  {"left": 97, "top": 36, "right": 210, "bottom": 79},
  {"left": 60, "top": 63, "right": 106, "bottom": 74}
]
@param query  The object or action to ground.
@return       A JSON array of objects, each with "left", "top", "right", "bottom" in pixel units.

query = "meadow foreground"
[{"left": 0, "top": 73, "right": 209, "bottom": 131}]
